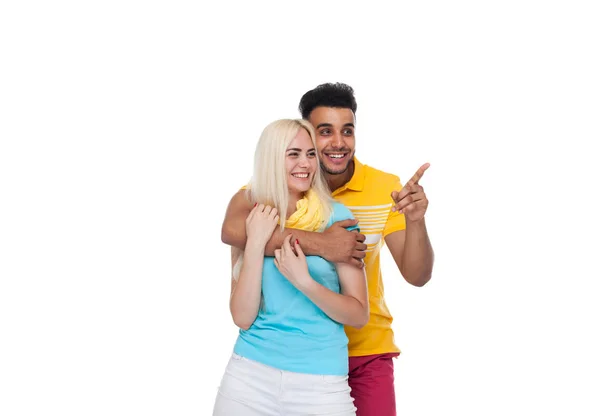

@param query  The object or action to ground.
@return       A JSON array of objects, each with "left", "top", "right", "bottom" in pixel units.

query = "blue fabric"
[{"left": 234, "top": 202, "right": 358, "bottom": 375}]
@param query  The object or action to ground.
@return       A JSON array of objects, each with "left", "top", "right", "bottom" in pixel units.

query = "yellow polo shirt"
[{"left": 332, "top": 158, "right": 406, "bottom": 357}]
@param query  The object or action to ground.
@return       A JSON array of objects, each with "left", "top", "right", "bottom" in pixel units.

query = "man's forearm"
[
  {"left": 221, "top": 219, "right": 249, "bottom": 250},
  {"left": 222, "top": 221, "right": 325, "bottom": 256},
  {"left": 264, "top": 228, "right": 324, "bottom": 256},
  {"left": 401, "top": 219, "right": 434, "bottom": 286}
]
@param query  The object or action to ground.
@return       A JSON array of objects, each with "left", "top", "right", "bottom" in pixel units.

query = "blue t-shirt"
[{"left": 233, "top": 202, "right": 358, "bottom": 375}]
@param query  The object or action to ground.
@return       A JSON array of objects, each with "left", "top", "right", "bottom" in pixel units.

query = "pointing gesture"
[{"left": 391, "top": 163, "right": 430, "bottom": 222}]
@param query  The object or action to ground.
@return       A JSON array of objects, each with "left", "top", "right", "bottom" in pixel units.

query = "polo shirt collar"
[{"left": 332, "top": 157, "right": 365, "bottom": 194}]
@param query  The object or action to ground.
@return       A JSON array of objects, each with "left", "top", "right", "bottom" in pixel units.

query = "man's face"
[{"left": 308, "top": 106, "right": 356, "bottom": 176}]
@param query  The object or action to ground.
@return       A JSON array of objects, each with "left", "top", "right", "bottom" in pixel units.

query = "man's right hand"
[{"left": 321, "top": 219, "right": 367, "bottom": 268}]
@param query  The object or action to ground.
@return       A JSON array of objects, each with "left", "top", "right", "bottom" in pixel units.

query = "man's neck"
[{"left": 325, "top": 160, "right": 355, "bottom": 193}]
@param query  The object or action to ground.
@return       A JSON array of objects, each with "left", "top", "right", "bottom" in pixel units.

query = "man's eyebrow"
[{"left": 315, "top": 122, "right": 355, "bottom": 128}]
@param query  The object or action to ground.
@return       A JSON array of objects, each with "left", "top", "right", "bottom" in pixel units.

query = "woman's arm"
[
  {"left": 229, "top": 245, "right": 265, "bottom": 330},
  {"left": 229, "top": 205, "right": 279, "bottom": 330},
  {"left": 274, "top": 235, "right": 369, "bottom": 329}
]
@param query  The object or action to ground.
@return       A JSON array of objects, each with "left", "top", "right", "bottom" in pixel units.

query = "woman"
[{"left": 213, "top": 119, "right": 368, "bottom": 416}]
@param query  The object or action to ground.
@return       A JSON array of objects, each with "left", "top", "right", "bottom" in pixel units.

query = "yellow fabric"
[
  {"left": 240, "top": 186, "right": 325, "bottom": 232},
  {"left": 285, "top": 189, "right": 325, "bottom": 232},
  {"left": 331, "top": 158, "right": 406, "bottom": 357}
]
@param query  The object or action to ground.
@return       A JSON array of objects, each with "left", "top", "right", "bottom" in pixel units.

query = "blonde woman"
[{"left": 212, "top": 119, "right": 368, "bottom": 416}]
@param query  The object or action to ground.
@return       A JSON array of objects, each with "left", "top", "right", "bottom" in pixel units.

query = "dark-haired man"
[{"left": 297, "top": 82, "right": 434, "bottom": 415}]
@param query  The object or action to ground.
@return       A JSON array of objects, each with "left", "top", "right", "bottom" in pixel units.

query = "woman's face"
[{"left": 285, "top": 128, "right": 318, "bottom": 198}]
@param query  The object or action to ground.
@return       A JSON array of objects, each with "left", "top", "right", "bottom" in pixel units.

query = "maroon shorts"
[{"left": 348, "top": 353, "right": 399, "bottom": 416}]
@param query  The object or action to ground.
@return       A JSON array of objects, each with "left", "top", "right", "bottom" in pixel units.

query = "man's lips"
[{"left": 324, "top": 153, "right": 349, "bottom": 164}]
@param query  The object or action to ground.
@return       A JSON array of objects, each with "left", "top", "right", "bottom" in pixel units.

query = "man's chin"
[{"left": 321, "top": 162, "right": 350, "bottom": 176}]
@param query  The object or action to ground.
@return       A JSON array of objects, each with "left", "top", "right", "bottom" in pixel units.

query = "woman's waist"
[{"left": 233, "top": 332, "right": 348, "bottom": 375}]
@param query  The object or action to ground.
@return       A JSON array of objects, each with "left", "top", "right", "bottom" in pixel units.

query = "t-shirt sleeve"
[
  {"left": 329, "top": 202, "right": 360, "bottom": 232},
  {"left": 383, "top": 176, "right": 407, "bottom": 237}
]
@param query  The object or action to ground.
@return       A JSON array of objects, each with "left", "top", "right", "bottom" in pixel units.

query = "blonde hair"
[
  {"left": 248, "top": 118, "right": 332, "bottom": 230},
  {"left": 232, "top": 120, "right": 334, "bottom": 291}
]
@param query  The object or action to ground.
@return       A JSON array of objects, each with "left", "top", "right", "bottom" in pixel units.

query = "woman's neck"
[{"left": 287, "top": 192, "right": 304, "bottom": 217}]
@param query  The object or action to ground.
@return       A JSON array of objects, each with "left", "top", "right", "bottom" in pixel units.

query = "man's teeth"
[
  {"left": 292, "top": 173, "right": 309, "bottom": 178},
  {"left": 329, "top": 154, "right": 345, "bottom": 159}
]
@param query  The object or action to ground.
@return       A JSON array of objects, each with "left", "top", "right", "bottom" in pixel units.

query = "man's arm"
[
  {"left": 221, "top": 189, "right": 367, "bottom": 266},
  {"left": 385, "top": 222, "right": 434, "bottom": 287},
  {"left": 385, "top": 163, "right": 434, "bottom": 286},
  {"left": 221, "top": 190, "right": 327, "bottom": 256}
]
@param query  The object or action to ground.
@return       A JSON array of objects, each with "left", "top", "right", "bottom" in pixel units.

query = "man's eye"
[
  {"left": 320, "top": 129, "right": 331, "bottom": 135},
  {"left": 343, "top": 129, "right": 354, "bottom": 135}
]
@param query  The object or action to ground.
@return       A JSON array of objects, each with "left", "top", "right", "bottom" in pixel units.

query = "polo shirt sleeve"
[
  {"left": 330, "top": 202, "right": 360, "bottom": 232},
  {"left": 382, "top": 176, "right": 407, "bottom": 237}
]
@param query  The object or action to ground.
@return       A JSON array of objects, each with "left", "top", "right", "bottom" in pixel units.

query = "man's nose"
[{"left": 331, "top": 132, "right": 344, "bottom": 148}]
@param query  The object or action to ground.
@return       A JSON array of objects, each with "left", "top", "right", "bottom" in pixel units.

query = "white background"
[{"left": 1, "top": 1, "right": 599, "bottom": 415}]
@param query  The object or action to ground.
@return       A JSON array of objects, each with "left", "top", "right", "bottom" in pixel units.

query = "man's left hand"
[{"left": 391, "top": 163, "right": 430, "bottom": 222}]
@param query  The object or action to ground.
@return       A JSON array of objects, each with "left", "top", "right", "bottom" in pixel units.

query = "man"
[{"left": 221, "top": 83, "right": 434, "bottom": 415}]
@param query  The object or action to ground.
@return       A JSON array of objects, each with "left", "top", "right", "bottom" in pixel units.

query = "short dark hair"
[{"left": 298, "top": 82, "right": 357, "bottom": 119}]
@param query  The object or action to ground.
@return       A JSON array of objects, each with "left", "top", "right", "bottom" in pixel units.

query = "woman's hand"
[
  {"left": 274, "top": 234, "right": 312, "bottom": 289},
  {"left": 246, "top": 204, "right": 279, "bottom": 248}
]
